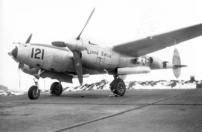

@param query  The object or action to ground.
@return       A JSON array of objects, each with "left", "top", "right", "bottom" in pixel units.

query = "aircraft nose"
[{"left": 8, "top": 46, "right": 18, "bottom": 58}]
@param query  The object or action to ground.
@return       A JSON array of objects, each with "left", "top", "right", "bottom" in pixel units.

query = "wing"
[{"left": 112, "top": 23, "right": 202, "bottom": 57}]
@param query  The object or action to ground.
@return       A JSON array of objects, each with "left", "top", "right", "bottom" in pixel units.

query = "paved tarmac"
[{"left": 0, "top": 89, "right": 202, "bottom": 132}]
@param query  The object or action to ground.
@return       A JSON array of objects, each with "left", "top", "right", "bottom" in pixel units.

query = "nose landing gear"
[{"left": 28, "top": 78, "right": 40, "bottom": 100}]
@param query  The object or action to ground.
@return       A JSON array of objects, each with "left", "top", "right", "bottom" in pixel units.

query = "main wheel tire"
[
  {"left": 110, "top": 78, "right": 126, "bottom": 96},
  {"left": 28, "top": 85, "right": 40, "bottom": 100},
  {"left": 50, "top": 82, "right": 63, "bottom": 96}
]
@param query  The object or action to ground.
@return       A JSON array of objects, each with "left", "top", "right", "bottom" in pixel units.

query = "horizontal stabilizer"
[{"left": 173, "top": 64, "right": 187, "bottom": 68}]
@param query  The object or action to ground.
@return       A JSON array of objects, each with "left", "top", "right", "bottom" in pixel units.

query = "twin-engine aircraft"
[{"left": 9, "top": 9, "right": 202, "bottom": 99}]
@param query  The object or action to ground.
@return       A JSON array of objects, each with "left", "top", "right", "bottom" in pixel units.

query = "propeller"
[
  {"left": 51, "top": 9, "right": 95, "bottom": 85},
  {"left": 18, "top": 34, "right": 31, "bottom": 89},
  {"left": 9, "top": 34, "right": 32, "bottom": 89},
  {"left": 72, "top": 8, "right": 95, "bottom": 85}
]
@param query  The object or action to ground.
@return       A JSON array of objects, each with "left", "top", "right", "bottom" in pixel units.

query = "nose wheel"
[
  {"left": 110, "top": 78, "right": 126, "bottom": 97},
  {"left": 28, "top": 85, "right": 40, "bottom": 99},
  {"left": 28, "top": 70, "right": 43, "bottom": 100},
  {"left": 50, "top": 82, "right": 63, "bottom": 96}
]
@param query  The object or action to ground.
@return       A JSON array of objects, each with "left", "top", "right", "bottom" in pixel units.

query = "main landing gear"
[
  {"left": 50, "top": 82, "right": 63, "bottom": 96},
  {"left": 110, "top": 76, "right": 126, "bottom": 97}
]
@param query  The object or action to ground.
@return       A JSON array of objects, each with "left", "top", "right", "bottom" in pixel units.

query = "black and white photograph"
[{"left": 1, "top": 0, "right": 202, "bottom": 131}]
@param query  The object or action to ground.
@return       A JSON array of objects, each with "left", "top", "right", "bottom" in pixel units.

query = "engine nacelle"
[
  {"left": 118, "top": 66, "right": 150, "bottom": 75},
  {"left": 17, "top": 44, "right": 74, "bottom": 73},
  {"left": 148, "top": 57, "right": 171, "bottom": 69}
]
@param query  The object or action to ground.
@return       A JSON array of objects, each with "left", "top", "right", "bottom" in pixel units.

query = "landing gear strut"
[
  {"left": 28, "top": 78, "right": 40, "bottom": 100},
  {"left": 110, "top": 76, "right": 126, "bottom": 97},
  {"left": 50, "top": 82, "right": 63, "bottom": 96}
]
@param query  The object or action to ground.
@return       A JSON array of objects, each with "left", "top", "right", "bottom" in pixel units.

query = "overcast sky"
[{"left": 1, "top": 0, "right": 202, "bottom": 91}]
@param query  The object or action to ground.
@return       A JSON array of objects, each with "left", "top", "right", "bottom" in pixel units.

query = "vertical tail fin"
[{"left": 172, "top": 48, "right": 187, "bottom": 78}]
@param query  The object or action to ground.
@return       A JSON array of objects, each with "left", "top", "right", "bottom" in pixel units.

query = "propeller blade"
[
  {"left": 73, "top": 51, "right": 83, "bottom": 85},
  {"left": 17, "top": 63, "right": 24, "bottom": 90},
  {"left": 26, "top": 34, "right": 32, "bottom": 43},
  {"left": 76, "top": 8, "right": 95, "bottom": 40},
  {"left": 173, "top": 64, "right": 187, "bottom": 68},
  {"left": 18, "top": 65, "right": 21, "bottom": 90}
]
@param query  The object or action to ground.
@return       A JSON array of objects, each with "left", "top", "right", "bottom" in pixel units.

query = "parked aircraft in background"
[{"left": 9, "top": 9, "right": 202, "bottom": 99}]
